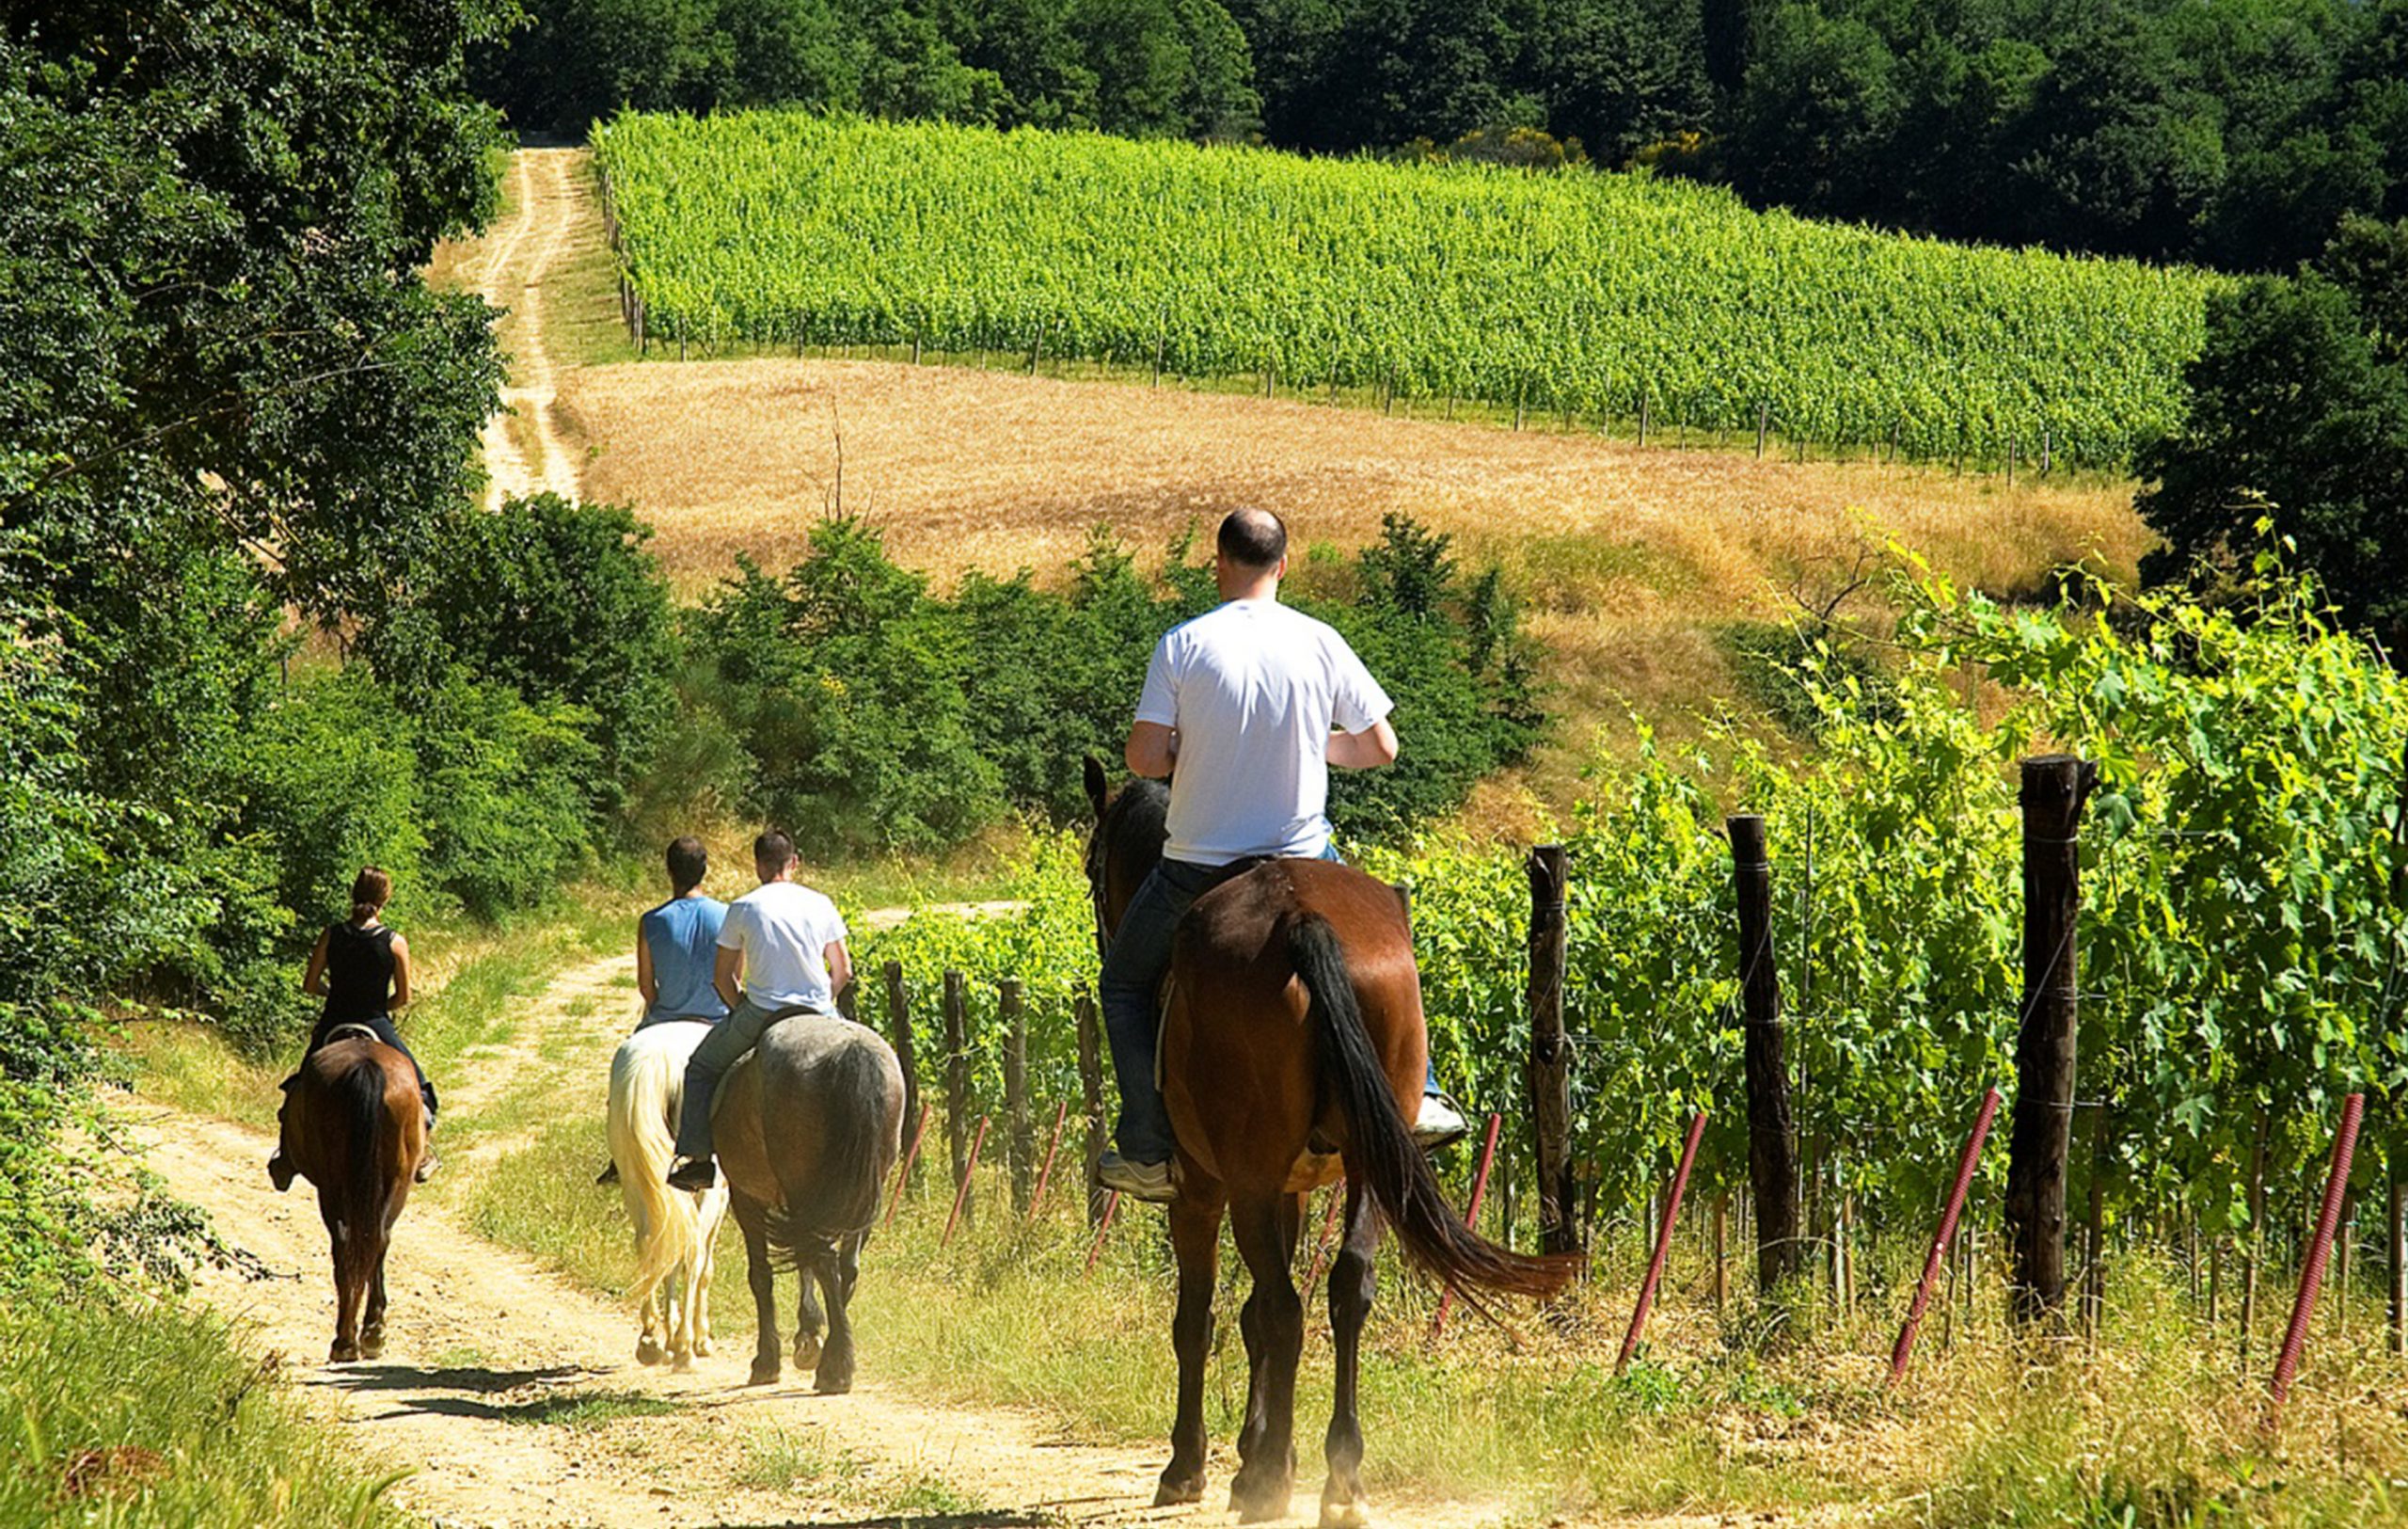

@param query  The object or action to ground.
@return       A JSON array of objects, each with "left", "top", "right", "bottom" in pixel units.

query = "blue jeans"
[
  {"left": 674, "top": 996, "right": 791, "bottom": 1159},
  {"left": 1099, "top": 847, "right": 1437, "bottom": 1165}
]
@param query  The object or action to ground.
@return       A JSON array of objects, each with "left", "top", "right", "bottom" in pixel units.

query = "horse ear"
[{"left": 1083, "top": 756, "right": 1110, "bottom": 820}]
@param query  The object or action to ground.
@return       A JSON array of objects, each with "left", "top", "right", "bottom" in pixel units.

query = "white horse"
[{"left": 608, "top": 1022, "right": 730, "bottom": 1369}]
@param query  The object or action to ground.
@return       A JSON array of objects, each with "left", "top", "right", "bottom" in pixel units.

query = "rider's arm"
[
  {"left": 1126, "top": 721, "right": 1177, "bottom": 779},
  {"left": 1326, "top": 717, "right": 1400, "bottom": 770},
  {"left": 388, "top": 934, "right": 413, "bottom": 1011},
  {"left": 302, "top": 929, "right": 331, "bottom": 997},
  {"left": 635, "top": 921, "right": 657, "bottom": 1008},
  {"left": 824, "top": 939, "right": 854, "bottom": 1004},
  {"left": 713, "top": 943, "right": 744, "bottom": 1011}
]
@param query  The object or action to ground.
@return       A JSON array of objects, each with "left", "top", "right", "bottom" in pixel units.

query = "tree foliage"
[{"left": 2139, "top": 217, "right": 2408, "bottom": 655}]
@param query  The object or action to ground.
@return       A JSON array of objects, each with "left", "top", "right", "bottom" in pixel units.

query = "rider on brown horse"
[
  {"left": 269, "top": 866, "right": 438, "bottom": 1188},
  {"left": 1095, "top": 508, "right": 1468, "bottom": 1203}
]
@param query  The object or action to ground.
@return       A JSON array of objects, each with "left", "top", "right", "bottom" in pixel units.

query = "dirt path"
[
  {"left": 132, "top": 941, "right": 1623, "bottom": 1528},
  {"left": 474, "top": 147, "right": 584, "bottom": 509}
]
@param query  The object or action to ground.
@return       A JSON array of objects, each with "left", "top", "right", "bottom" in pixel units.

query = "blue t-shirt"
[{"left": 641, "top": 896, "right": 730, "bottom": 1024}]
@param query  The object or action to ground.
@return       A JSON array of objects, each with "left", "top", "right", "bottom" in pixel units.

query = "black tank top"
[{"left": 323, "top": 921, "right": 397, "bottom": 1022}]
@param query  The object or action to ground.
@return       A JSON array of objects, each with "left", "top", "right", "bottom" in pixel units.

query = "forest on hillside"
[{"left": 482, "top": 0, "right": 2408, "bottom": 272}]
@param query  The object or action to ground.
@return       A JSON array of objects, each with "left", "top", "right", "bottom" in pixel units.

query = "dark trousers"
[{"left": 301, "top": 1013, "right": 437, "bottom": 1122}]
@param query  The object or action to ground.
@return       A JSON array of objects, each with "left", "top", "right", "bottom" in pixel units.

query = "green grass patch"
[
  {"left": 736, "top": 1426, "right": 865, "bottom": 1492},
  {"left": 492, "top": 1388, "right": 679, "bottom": 1430},
  {"left": 0, "top": 1294, "right": 405, "bottom": 1527}
]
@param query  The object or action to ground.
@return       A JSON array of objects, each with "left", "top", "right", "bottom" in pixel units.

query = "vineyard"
[
  {"left": 861, "top": 552, "right": 2408, "bottom": 1292},
  {"left": 592, "top": 112, "right": 2224, "bottom": 468}
]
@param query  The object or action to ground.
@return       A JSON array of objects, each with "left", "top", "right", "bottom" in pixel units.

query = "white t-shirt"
[
  {"left": 1136, "top": 597, "right": 1393, "bottom": 867},
  {"left": 718, "top": 881, "right": 849, "bottom": 1011}
]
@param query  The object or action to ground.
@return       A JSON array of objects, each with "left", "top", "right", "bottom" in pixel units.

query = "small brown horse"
[
  {"left": 713, "top": 1011, "right": 905, "bottom": 1394},
  {"left": 1085, "top": 762, "right": 1581, "bottom": 1526},
  {"left": 275, "top": 1030, "right": 426, "bottom": 1363}
]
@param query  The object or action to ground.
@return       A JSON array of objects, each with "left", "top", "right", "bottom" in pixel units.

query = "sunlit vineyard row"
[{"left": 594, "top": 111, "right": 2224, "bottom": 467}]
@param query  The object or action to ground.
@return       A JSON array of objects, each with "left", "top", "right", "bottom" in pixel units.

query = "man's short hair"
[
  {"left": 666, "top": 836, "right": 708, "bottom": 894},
  {"left": 753, "top": 829, "right": 796, "bottom": 871},
  {"left": 1217, "top": 508, "right": 1288, "bottom": 571}
]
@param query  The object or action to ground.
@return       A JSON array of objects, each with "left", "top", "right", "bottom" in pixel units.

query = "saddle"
[{"left": 321, "top": 1022, "right": 385, "bottom": 1047}]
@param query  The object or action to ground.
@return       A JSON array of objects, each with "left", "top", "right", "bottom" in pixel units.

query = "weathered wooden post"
[
  {"left": 1526, "top": 845, "right": 1579, "bottom": 1256},
  {"left": 2004, "top": 754, "right": 2097, "bottom": 1325},
  {"left": 943, "top": 969, "right": 972, "bottom": 1229},
  {"left": 1729, "top": 816, "right": 1801, "bottom": 1294},
  {"left": 882, "top": 963, "right": 918, "bottom": 1191},
  {"left": 2389, "top": 738, "right": 2408, "bottom": 1354},
  {"left": 1076, "top": 992, "right": 1108, "bottom": 1224},
  {"left": 1003, "top": 980, "right": 1032, "bottom": 1215}
]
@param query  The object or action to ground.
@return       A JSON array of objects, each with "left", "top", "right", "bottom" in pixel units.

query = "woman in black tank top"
[{"left": 270, "top": 867, "right": 438, "bottom": 1188}]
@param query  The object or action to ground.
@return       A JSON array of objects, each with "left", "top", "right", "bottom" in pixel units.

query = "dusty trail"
[
  {"left": 134, "top": 941, "right": 1637, "bottom": 1527},
  {"left": 474, "top": 146, "right": 583, "bottom": 509}
]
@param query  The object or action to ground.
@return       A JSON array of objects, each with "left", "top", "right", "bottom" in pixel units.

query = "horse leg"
[
  {"left": 1234, "top": 1193, "right": 1305, "bottom": 1473},
  {"left": 1157, "top": 1187, "right": 1226, "bottom": 1507},
  {"left": 733, "top": 1192, "right": 781, "bottom": 1386},
  {"left": 325, "top": 1209, "right": 362, "bottom": 1364},
  {"left": 1320, "top": 1181, "right": 1380, "bottom": 1529},
  {"left": 691, "top": 1214, "right": 718, "bottom": 1359},
  {"left": 812, "top": 1239, "right": 859, "bottom": 1394},
  {"left": 792, "top": 1251, "right": 825, "bottom": 1372},
  {"left": 359, "top": 1234, "right": 390, "bottom": 1361},
  {"left": 1228, "top": 1194, "right": 1303, "bottom": 1522}
]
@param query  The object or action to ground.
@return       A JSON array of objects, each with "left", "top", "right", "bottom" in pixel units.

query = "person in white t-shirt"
[
  {"left": 667, "top": 830, "right": 851, "bottom": 1191},
  {"left": 1096, "top": 508, "right": 1468, "bottom": 1203}
]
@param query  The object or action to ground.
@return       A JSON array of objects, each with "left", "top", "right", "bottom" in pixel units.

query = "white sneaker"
[
  {"left": 1097, "top": 1150, "right": 1177, "bottom": 1203},
  {"left": 1413, "top": 1090, "right": 1471, "bottom": 1149}
]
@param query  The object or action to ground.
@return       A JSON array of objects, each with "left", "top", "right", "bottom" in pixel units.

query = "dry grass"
[{"left": 561, "top": 355, "right": 2147, "bottom": 799}]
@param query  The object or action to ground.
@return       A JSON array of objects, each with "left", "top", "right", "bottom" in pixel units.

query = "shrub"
[{"left": 414, "top": 672, "right": 603, "bottom": 922}]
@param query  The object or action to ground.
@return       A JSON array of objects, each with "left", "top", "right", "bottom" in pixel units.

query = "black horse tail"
[
  {"left": 763, "top": 1040, "right": 895, "bottom": 1270},
  {"left": 1294, "top": 913, "right": 1580, "bottom": 1304},
  {"left": 332, "top": 1056, "right": 396, "bottom": 1281}
]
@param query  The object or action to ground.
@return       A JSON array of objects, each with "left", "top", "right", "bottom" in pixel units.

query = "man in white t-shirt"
[
  {"left": 667, "top": 829, "right": 852, "bottom": 1191},
  {"left": 1096, "top": 508, "right": 1468, "bottom": 1203}
]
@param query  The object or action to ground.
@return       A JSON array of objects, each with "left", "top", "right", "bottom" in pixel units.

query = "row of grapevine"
[
  {"left": 594, "top": 111, "right": 2225, "bottom": 468},
  {"left": 856, "top": 556, "right": 2408, "bottom": 1244}
]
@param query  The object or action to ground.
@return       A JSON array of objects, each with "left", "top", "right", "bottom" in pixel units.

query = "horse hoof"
[
  {"left": 328, "top": 1340, "right": 359, "bottom": 1364},
  {"left": 693, "top": 1337, "right": 712, "bottom": 1358},
  {"left": 671, "top": 1350, "right": 695, "bottom": 1374},
  {"left": 1154, "top": 1473, "right": 1205, "bottom": 1507},
  {"left": 358, "top": 1335, "right": 385, "bottom": 1362},
  {"left": 792, "top": 1334, "right": 822, "bottom": 1369},
  {"left": 1320, "top": 1493, "right": 1372, "bottom": 1529},
  {"left": 748, "top": 1360, "right": 781, "bottom": 1387},
  {"left": 636, "top": 1338, "right": 665, "bottom": 1366},
  {"left": 814, "top": 1369, "right": 853, "bottom": 1395},
  {"left": 1231, "top": 1477, "right": 1292, "bottom": 1523}
]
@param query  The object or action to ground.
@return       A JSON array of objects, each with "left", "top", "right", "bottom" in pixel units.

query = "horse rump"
[
  {"left": 759, "top": 1026, "right": 903, "bottom": 1270},
  {"left": 1291, "top": 913, "right": 1579, "bottom": 1303}
]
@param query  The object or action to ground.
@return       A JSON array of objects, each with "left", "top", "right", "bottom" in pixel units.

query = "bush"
[
  {"left": 414, "top": 672, "right": 602, "bottom": 922},
  {"left": 361, "top": 494, "right": 677, "bottom": 803}
]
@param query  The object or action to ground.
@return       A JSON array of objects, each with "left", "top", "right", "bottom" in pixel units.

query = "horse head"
[{"left": 1081, "top": 755, "right": 1168, "bottom": 950}]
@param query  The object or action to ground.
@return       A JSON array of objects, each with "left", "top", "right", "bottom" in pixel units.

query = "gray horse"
[{"left": 712, "top": 1011, "right": 904, "bottom": 1393}]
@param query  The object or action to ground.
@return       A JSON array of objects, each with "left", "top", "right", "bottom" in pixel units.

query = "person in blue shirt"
[{"left": 598, "top": 836, "right": 729, "bottom": 1185}]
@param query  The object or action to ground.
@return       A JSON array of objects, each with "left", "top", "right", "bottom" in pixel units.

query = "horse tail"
[
  {"left": 763, "top": 1038, "right": 896, "bottom": 1270},
  {"left": 332, "top": 1055, "right": 398, "bottom": 1288},
  {"left": 1293, "top": 913, "right": 1579, "bottom": 1304},
  {"left": 610, "top": 1036, "right": 699, "bottom": 1300}
]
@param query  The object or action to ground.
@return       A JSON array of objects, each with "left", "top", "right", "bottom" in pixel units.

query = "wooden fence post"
[
  {"left": 944, "top": 969, "right": 972, "bottom": 1231},
  {"left": 883, "top": 963, "right": 918, "bottom": 1191},
  {"left": 2004, "top": 754, "right": 2098, "bottom": 1325},
  {"left": 1077, "top": 992, "right": 1108, "bottom": 1225},
  {"left": 1526, "top": 845, "right": 1579, "bottom": 1256},
  {"left": 1003, "top": 980, "right": 1031, "bottom": 1215},
  {"left": 1729, "top": 816, "right": 1801, "bottom": 1294}
]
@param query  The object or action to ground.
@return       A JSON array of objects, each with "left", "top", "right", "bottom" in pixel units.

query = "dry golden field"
[{"left": 444, "top": 148, "right": 2152, "bottom": 809}]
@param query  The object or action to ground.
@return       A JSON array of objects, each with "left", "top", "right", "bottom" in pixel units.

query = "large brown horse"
[
  {"left": 712, "top": 1011, "right": 904, "bottom": 1394},
  {"left": 275, "top": 1029, "right": 426, "bottom": 1363},
  {"left": 1085, "top": 761, "right": 1581, "bottom": 1526}
]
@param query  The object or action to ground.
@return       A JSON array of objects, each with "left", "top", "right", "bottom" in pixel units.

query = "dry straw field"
[{"left": 461, "top": 150, "right": 2151, "bottom": 802}]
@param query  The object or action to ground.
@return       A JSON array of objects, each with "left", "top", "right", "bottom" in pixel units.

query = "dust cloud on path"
[
  {"left": 133, "top": 944, "right": 1663, "bottom": 1528},
  {"left": 471, "top": 146, "right": 583, "bottom": 509}
]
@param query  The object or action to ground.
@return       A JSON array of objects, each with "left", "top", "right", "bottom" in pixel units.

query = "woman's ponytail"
[{"left": 350, "top": 866, "right": 393, "bottom": 923}]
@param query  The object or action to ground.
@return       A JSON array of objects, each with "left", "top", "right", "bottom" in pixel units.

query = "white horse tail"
[{"left": 610, "top": 1027, "right": 700, "bottom": 1304}]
